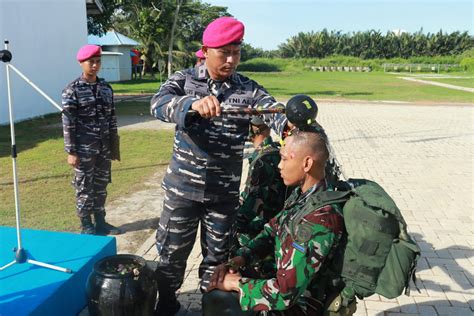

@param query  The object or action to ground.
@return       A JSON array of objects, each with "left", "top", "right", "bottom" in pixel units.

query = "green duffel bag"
[{"left": 314, "top": 179, "right": 420, "bottom": 306}]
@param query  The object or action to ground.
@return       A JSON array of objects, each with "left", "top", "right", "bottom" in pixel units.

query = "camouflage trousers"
[
  {"left": 73, "top": 148, "right": 111, "bottom": 218},
  {"left": 155, "top": 191, "right": 239, "bottom": 297},
  {"left": 203, "top": 290, "right": 326, "bottom": 316}
]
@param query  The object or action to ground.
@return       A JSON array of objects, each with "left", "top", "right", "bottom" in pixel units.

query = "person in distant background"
[
  {"left": 131, "top": 48, "right": 142, "bottom": 79},
  {"left": 195, "top": 48, "right": 206, "bottom": 66}
]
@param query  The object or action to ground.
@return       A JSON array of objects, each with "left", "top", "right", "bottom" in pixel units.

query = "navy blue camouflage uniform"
[
  {"left": 150, "top": 63, "right": 288, "bottom": 296},
  {"left": 61, "top": 76, "right": 117, "bottom": 220}
]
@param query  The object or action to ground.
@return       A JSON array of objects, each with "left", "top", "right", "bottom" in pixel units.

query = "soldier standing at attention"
[
  {"left": 234, "top": 116, "right": 287, "bottom": 257},
  {"left": 204, "top": 129, "right": 345, "bottom": 316},
  {"left": 150, "top": 17, "right": 288, "bottom": 315},
  {"left": 62, "top": 44, "right": 122, "bottom": 236}
]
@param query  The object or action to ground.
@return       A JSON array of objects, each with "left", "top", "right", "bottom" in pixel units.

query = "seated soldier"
[
  {"left": 235, "top": 116, "right": 287, "bottom": 247},
  {"left": 203, "top": 127, "right": 346, "bottom": 316},
  {"left": 233, "top": 116, "right": 288, "bottom": 278}
]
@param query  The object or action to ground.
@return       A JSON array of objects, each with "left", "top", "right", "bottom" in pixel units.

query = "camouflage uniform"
[
  {"left": 150, "top": 63, "right": 287, "bottom": 295},
  {"left": 62, "top": 75, "right": 117, "bottom": 219},
  {"left": 233, "top": 136, "right": 287, "bottom": 277},
  {"left": 233, "top": 180, "right": 344, "bottom": 313},
  {"left": 236, "top": 136, "right": 286, "bottom": 240}
]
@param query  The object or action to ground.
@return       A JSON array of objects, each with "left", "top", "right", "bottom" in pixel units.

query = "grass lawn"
[
  {"left": 112, "top": 71, "right": 473, "bottom": 103},
  {"left": 247, "top": 71, "right": 473, "bottom": 103},
  {"left": 113, "top": 76, "right": 163, "bottom": 94},
  {"left": 0, "top": 114, "right": 173, "bottom": 232}
]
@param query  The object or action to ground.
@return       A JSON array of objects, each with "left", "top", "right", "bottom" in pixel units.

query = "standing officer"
[
  {"left": 62, "top": 44, "right": 122, "bottom": 236},
  {"left": 150, "top": 17, "right": 288, "bottom": 315},
  {"left": 205, "top": 129, "right": 347, "bottom": 316}
]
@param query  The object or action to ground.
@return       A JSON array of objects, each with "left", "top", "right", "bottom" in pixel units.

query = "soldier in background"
[
  {"left": 195, "top": 48, "right": 206, "bottom": 66},
  {"left": 62, "top": 44, "right": 122, "bottom": 236},
  {"left": 232, "top": 116, "right": 287, "bottom": 278},
  {"left": 150, "top": 17, "right": 288, "bottom": 315},
  {"left": 204, "top": 128, "right": 345, "bottom": 316}
]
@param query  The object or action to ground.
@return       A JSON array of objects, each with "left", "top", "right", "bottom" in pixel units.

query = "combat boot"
[
  {"left": 94, "top": 212, "right": 122, "bottom": 235},
  {"left": 154, "top": 297, "right": 181, "bottom": 316},
  {"left": 80, "top": 215, "right": 96, "bottom": 234}
]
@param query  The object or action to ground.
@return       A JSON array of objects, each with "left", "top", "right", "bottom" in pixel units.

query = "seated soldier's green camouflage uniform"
[
  {"left": 234, "top": 136, "right": 287, "bottom": 277},
  {"left": 235, "top": 180, "right": 344, "bottom": 314},
  {"left": 150, "top": 63, "right": 287, "bottom": 296},
  {"left": 62, "top": 76, "right": 117, "bottom": 219}
]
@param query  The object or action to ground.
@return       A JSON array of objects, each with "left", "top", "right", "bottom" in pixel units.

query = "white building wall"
[
  {"left": 0, "top": 0, "right": 87, "bottom": 124},
  {"left": 99, "top": 53, "right": 122, "bottom": 82},
  {"left": 104, "top": 46, "right": 133, "bottom": 81}
]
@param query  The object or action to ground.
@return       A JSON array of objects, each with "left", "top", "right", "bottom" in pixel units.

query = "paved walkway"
[{"left": 110, "top": 101, "right": 473, "bottom": 315}]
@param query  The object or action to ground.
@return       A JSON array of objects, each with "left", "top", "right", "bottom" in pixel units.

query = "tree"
[
  {"left": 87, "top": 0, "right": 121, "bottom": 35},
  {"left": 112, "top": 0, "right": 229, "bottom": 77},
  {"left": 277, "top": 29, "right": 473, "bottom": 59},
  {"left": 167, "top": 0, "right": 184, "bottom": 77},
  {"left": 113, "top": 1, "right": 169, "bottom": 77}
]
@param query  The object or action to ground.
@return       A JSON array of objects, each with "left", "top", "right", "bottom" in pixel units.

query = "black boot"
[
  {"left": 80, "top": 215, "right": 96, "bottom": 234},
  {"left": 154, "top": 296, "right": 181, "bottom": 316},
  {"left": 94, "top": 212, "right": 122, "bottom": 235}
]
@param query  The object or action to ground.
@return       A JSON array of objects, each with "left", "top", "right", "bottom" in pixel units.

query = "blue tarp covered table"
[{"left": 0, "top": 226, "right": 116, "bottom": 316}]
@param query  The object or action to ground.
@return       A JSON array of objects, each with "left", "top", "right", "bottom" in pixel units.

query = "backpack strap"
[
  {"left": 316, "top": 190, "right": 352, "bottom": 206},
  {"left": 290, "top": 189, "right": 352, "bottom": 241}
]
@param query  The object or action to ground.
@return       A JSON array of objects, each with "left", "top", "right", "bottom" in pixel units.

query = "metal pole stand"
[{"left": 0, "top": 39, "right": 72, "bottom": 274}]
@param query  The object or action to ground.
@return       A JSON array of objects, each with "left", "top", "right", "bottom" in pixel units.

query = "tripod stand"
[{"left": 0, "top": 40, "right": 72, "bottom": 274}]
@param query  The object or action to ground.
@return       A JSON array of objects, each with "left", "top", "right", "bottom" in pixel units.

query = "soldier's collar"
[
  {"left": 78, "top": 75, "right": 102, "bottom": 85},
  {"left": 196, "top": 63, "right": 207, "bottom": 80},
  {"left": 290, "top": 179, "right": 327, "bottom": 207}
]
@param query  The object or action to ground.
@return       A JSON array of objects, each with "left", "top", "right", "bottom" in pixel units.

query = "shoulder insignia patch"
[{"left": 295, "top": 221, "right": 313, "bottom": 244}]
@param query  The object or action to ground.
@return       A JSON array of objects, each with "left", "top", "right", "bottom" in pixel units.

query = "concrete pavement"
[{"left": 109, "top": 100, "right": 473, "bottom": 315}]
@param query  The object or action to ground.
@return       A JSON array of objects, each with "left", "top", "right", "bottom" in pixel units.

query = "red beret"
[
  {"left": 195, "top": 49, "right": 205, "bottom": 59},
  {"left": 202, "top": 17, "right": 244, "bottom": 48},
  {"left": 77, "top": 45, "right": 101, "bottom": 62}
]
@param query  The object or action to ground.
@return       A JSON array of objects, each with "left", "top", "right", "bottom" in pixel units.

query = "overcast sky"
[{"left": 205, "top": 0, "right": 473, "bottom": 50}]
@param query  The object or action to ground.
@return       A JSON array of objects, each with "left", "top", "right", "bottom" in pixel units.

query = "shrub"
[
  {"left": 237, "top": 60, "right": 281, "bottom": 72},
  {"left": 460, "top": 57, "right": 474, "bottom": 72}
]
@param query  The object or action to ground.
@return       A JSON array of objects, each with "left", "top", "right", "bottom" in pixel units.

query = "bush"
[
  {"left": 460, "top": 57, "right": 474, "bottom": 72},
  {"left": 461, "top": 48, "right": 474, "bottom": 58},
  {"left": 237, "top": 60, "right": 281, "bottom": 72}
]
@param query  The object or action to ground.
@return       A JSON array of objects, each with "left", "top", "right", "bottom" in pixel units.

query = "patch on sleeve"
[
  {"left": 292, "top": 221, "right": 313, "bottom": 252},
  {"left": 295, "top": 221, "right": 313, "bottom": 243}
]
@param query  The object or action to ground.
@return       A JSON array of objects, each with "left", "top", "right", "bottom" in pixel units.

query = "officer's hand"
[
  {"left": 227, "top": 256, "right": 245, "bottom": 274},
  {"left": 191, "top": 96, "right": 221, "bottom": 118},
  {"left": 67, "top": 154, "right": 79, "bottom": 168},
  {"left": 217, "top": 273, "right": 242, "bottom": 292},
  {"left": 209, "top": 263, "right": 228, "bottom": 289}
]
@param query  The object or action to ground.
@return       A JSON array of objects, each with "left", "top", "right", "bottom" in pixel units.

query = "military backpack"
[{"left": 306, "top": 179, "right": 420, "bottom": 310}]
